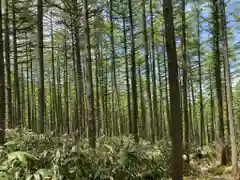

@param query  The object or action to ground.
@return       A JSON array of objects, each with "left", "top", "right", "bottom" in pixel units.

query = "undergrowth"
[{"left": 0, "top": 129, "right": 172, "bottom": 180}]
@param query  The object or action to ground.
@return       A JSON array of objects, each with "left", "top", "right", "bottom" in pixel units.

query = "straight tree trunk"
[
  {"left": 163, "top": 35, "right": 171, "bottom": 137},
  {"left": 122, "top": 15, "right": 132, "bottom": 135},
  {"left": 163, "top": 0, "right": 183, "bottom": 179},
  {"left": 73, "top": 1, "right": 85, "bottom": 137},
  {"left": 0, "top": 0, "right": 5, "bottom": 144},
  {"left": 109, "top": 0, "right": 120, "bottom": 136},
  {"left": 157, "top": 46, "right": 164, "bottom": 138},
  {"left": 5, "top": 0, "right": 12, "bottom": 129},
  {"left": 12, "top": 1, "right": 21, "bottom": 127},
  {"left": 37, "top": 0, "right": 45, "bottom": 133},
  {"left": 220, "top": 0, "right": 238, "bottom": 174},
  {"left": 83, "top": 0, "right": 96, "bottom": 148},
  {"left": 197, "top": 5, "right": 205, "bottom": 148},
  {"left": 181, "top": 0, "right": 189, "bottom": 164},
  {"left": 50, "top": 12, "right": 56, "bottom": 132},
  {"left": 142, "top": 0, "right": 154, "bottom": 143},
  {"left": 212, "top": 0, "right": 227, "bottom": 165},
  {"left": 138, "top": 63, "right": 147, "bottom": 139},
  {"left": 128, "top": 0, "right": 139, "bottom": 143},
  {"left": 57, "top": 49, "right": 63, "bottom": 134},
  {"left": 150, "top": 0, "right": 158, "bottom": 142},
  {"left": 30, "top": 48, "right": 36, "bottom": 132},
  {"left": 209, "top": 66, "right": 215, "bottom": 142},
  {"left": 21, "top": 63, "right": 25, "bottom": 126},
  {"left": 64, "top": 28, "right": 69, "bottom": 134},
  {"left": 95, "top": 38, "right": 101, "bottom": 136}
]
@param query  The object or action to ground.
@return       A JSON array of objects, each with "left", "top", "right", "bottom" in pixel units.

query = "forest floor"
[
  {"left": 1, "top": 129, "right": 239, "bottom": 180},
  {"left": 186, "top": 162, "right": 237, "bottom": 180}
]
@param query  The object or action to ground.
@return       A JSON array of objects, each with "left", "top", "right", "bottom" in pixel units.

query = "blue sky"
[
  {"left": 227, "top": 0, "right": 240, "bottom": 42},
  {"left": 186, "top": 0, "right": 240, "bottom": 84}
]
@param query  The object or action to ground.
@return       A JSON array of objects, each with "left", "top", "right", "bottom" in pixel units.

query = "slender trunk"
[
  {"left": 197, "top": 5, "right": 205, "bottom": 148},
  {"left": 109, "top": 0, "right": 119, "bottom": 136},
  {"left": 128, "top": 0, "right": 139, "bottom": 143},
  {"left": 57, "top": 49, "right": 63, "bottom": 134},
  {"left": 157, "top": 46, "right": 164, "bottom": 138},
  {"left": 50, "top": 12, "right": 56, "bottom": 132},
  {"left": 181, "top": 0, "right": 189, "bottom": 164},
  {"left": 150, "top": 0, "right": 158, "bottom": 142},
  {"left": 0, "top": 0, "right": 5, "bottom": 144},
  {"left": 209, "top": 67, "right": 215, "bottom": 142},
  {"left": 163, "top": 36, "right": 171, "bottom": 137},
  {"left": 83, "top": 0, "right": 96, "bottom": 148},
  {"left": 21, "top": 64, "right": 25, "bottom": 127},
  {"left": 27, "top": 57, "right": 31, "bottom": 129},
  {"left": 73, "top": 1, "right": 85, "bottom": 137},
  {"left": 5, "top": 0, "right": 12, "bottom": 129},
  {"left": 163, "top": 0, "right": 183, "bottom": 178},
  {"left": 220, "top": 0, "right": 238, "bottom": 173},
  {"left": 142, "top": 0, "right": 154, "bottom": 143},
  {"left": 212, "top": 0, "right": 227, "bottom": 165},
  {"left": 30, "top": 48, "right": 36, "bottom": 132},
  {"left": 12, "top": 1, "right": 21, "bottom": 127},
  {"left": 138, "top": 64, "right": 147, "bottom": 139},
  {"left": 95, "top": 39, "right": 101, "bottom": 136},
  {"left": 37, "top": 0, "right": 45, "bottom": 133},
  {"left": 122, "top": 15, "right": 132, "bottom": 135},
  {"left": 64, "top": 29, "right": 69, "bottom": 134}
]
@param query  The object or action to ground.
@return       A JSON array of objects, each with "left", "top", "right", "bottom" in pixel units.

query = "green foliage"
[{"left": 0, "top": 129, "right": 171, "bottom": 180}]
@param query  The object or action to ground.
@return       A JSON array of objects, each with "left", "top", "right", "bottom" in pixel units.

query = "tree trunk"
[
  {"left": 122, "top": 15, "right": 132, "bottom": 135},
  {"left": 220, "top": 0, "right": 238, "bottom": 174},
  {"left": 181, "top": 0, "right": 189, "bottom": 164},
  {"left": 128, "top": 0, "right": 139, "bottom": 143},
  {"left": 142, "top": 0, "right": 154, "bottom": 144},
  {"left": 163, "top": 0, "right": 183, "bottom": 179},
  {"left": 12, "top": 1, "right": 21, "bottom": 127},
  {"left": 37, "top": 0, "right": 45, "bottom": 133},
  {"left": 0, "top": 0, "right": 5, "bottom": 144},
  {"left": 212, "top": 0, "right": 227, "bottom": 165},
  {"left": 50, "top": 12, "right": 56, "bottom": 132},
  {"left": 197, "top": 4, "right": 205, "bottom": 148},
  {"left": 83, "top": 0, "right": 96, "bottom": 148},
  {"left": 5, "top": 0, "right": 12, "bottom": 129}
]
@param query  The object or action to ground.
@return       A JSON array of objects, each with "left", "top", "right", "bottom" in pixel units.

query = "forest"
[{"left": 0, "top": 0, "right": 240, "bottom": 179}]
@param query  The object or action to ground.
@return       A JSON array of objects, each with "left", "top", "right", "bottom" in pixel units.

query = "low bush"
[{"left": 0, "top": 129, "right": 171, "bottom": 180}]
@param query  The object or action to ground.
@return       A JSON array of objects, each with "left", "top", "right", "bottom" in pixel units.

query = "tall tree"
[
  {"left": 37, "top": 0, "right": 45, "bottom": 133},
  {"left": 0, "top": 0, "right": 5, "bottom": 144},
  {"left": 150, "top": 0, "right": 158, "bottom": 142},
  {"left": 181, "top": 0, "right": 189, "bottom": 164},
  {"left": 196, "top": 2, "right": 205, "bottom": 148},
  {"left": 128, "top": 0, "right": 139, "bottom": 143},
  {"left": 212, "top": 0, "right": 227, "bottom": 165},
  {"left": 122, "top": 14, "right": 132, "bottom": 135},
  {"left": 50, "top": 12, "right": 56, "bottom": 132},
  {"left": 163, "top": 0, "right": 183, "bottom": 179},
  {"left": 5, "top": 0, "right": 12, "bottom": 129},
  {"left": 12, "top": 0, "right": 21, "bottom": 127},
  {"left": 142, "top": 0, "right": 154, "bottom": 143},
  {"left": 220, "top": 0, "right": 238, "bottom": 174},
  {"left": 83, "top": 0, "right": 96, "bottom": 148}
]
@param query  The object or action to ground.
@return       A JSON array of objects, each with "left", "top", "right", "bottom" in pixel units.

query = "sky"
[{"left": 185, "top": 0, "right": 240, "bottom": 85}]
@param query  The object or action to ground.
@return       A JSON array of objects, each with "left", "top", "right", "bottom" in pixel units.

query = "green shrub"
[{"left": 0, "top": 129, "right": 171, "bottom": 180}]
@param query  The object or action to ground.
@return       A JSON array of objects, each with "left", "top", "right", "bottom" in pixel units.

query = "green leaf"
[
  {"left": 94, "top": 168, "right": 108, "bottom": 179},
  {"left": 104, "top": 144, "right": 115, "bottom": 154},
  {"left": 8, "top": 151, "right": 39, "bottom": 167},
  {"left": 34, "top": 174, "right": 41, "bottom": 180},
  {"left": 26, "top": 174, "right": 33, "bottom": 180},
  {"left": 4, "top": 141, "right": 16, "bottom": 146},
  {"left": 36, "top": 169, "right": 53, "bottom": 178},
  {"left": 0, "top": 171, "right": 10, "bottom": 180}
]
